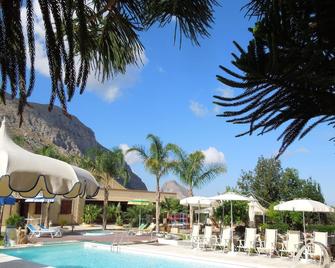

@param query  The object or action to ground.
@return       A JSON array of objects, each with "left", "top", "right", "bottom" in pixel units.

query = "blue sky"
[{"left": 27, "top": 1, "right": 335, "bottom": 204}]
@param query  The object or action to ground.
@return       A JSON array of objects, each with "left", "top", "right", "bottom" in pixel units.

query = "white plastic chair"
[
  {"left": 190, "top": 224, "right": 201, "bottom": 248},
  {"left": 238, "top": 228, "right": 257, "bottom": 255},
  {"left": 257, "top": 229, "right": 278, "bottom": 257},
  {"left": 214, "top": 226, "right": 231, "bottom": 252},
  {"left": 199, "top": 225, "right": 216, "bottom": 251},
  {"left": 309, "top": 231, "right": 328, "bottom": 261},
  {"left": 279, "top": 231, "right": 302, "bottom": 258}
]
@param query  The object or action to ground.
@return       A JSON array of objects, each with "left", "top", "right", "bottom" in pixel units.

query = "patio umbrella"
[
  {"left": 0, "top": 195, "right": 16, "bottom": 234},
  {"left": 274, "top": 199, "right": 334, "bottom": 258},
  {"left": 180, "top": 196, "right": 216, "bottom": 225},
  {"left": 128, "top": 199, "right": 150, "bottom": 227},
  {"left": 25, "top": 192, "right": 55, "bottom": 226},
  {"left": 0, "top": 118, "right": 99, "bottom": 199},
  {"left": 248, "top": 196, "right": 267, "bottom": 225},
  {"left": 209, "top": 192, "right": 251, "bottom": 252}
]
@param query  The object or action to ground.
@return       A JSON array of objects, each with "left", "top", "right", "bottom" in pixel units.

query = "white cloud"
[
  {"left": 201, "top": 147, "right": 225, "bottom": 164},
  {"left": 189, "top": 100, "right": 208, "bottom": 117},
  {"left": 119, "top": 144, "right": 142, "bottom": 165},
  {"left": 21, "top": 1, "right": 148, "bottom": 103},
  {"left": 282, "top": 146, "right": 310, "bottom": 158},
  {"left": 216, "top": 87, "right": 234, "bottom": 98}
]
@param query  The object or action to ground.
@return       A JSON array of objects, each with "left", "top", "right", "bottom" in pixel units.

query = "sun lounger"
[
  {"left": 279, "top": 231, "right": 302, "bottom": 258},
  {"left": 190, "top": 224, "right": 201, "bottom": 248},
  {"left": 237, "top": 228, "right": 257, "bottom": 255},
  {"left": 214, "top": 226, "right": 231, "bottom": 252},
  {"left": 199, "top": 225, "right": 216, "bottom": 251},
  {"left": 38, "top": 224, "right": 63, "bottom": 238},
  {"left": 257, "top": 229, "right": 278, "bottom": 257},
  {"left": 27, "top": 224, "right": 59, "bottom": 238},
  {"left": 136, "top": 222, "right": 155, "bottom": 235},
  {"left": 308, "top": 231, "right": 328, "bottom": 261}
]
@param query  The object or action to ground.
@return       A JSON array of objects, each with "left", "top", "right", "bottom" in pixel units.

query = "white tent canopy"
[
  {"left": 0, "top": 118, "right": 99, "bottom": 198},
  {"left": 248, "top": 196, "right": 267, "bottom": 224}
]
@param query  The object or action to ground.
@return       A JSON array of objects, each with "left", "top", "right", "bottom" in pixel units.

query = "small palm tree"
[
  {"left": 127, "top": 134, "right": 175, "bottom": 232},
  {"left": 81, "top": 148, "right": 129, "bottom": 230},
  {"left": 171, "top": 147, "right": 226, "bottom": 226}
]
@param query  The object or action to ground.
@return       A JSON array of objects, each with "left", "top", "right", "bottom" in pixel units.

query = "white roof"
[
  {"left": 180, "top": 196, "right": 216, "bottom": 207},
  {"left": 274, "top": 199, "right": 334, "bottom": 213},
  {"left": 209, "top": 191, "right": 251, "bottom": 202},
  {"left": 0, "top": 118, "right": 99, "bottom": 198}
]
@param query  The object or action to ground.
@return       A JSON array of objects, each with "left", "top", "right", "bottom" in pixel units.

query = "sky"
[{"left": 25, "top": 1, "right": 335, "bottom": 204}]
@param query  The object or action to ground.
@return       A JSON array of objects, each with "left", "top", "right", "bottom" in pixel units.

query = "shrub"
[
  {"left": 59, "top": 219, "right": 68, "bottom": 228},
  {"left": 82, "top": 205, "right": 102, "bottom": 224},
  {"left": 5, "top": 214, "right": 24, "bottom": 228},
  {"left": 306, "top": 225, "right": 335, "bottom": 233},
  {"left": 116, "top": 215, "right": 123, "bottom": 226},
  {"left": 259, "top": 223, "right": 289, "bottom": 234}
]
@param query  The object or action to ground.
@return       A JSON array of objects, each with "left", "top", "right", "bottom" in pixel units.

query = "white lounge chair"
[
  {"left": 38, "top": 224, "right": 62, "bottom": 238},
  {"left": 214, "top": 226, "right": 231, "bottom": 252},
  {"left": 257, "top": 229, "right": 278, "bottom": 257},
  {"left": 279, "top": 231, "right": 302, "bottom": 258},
  {"left": 199, "top": 225, "right": 216, "bottom": 251},
  {"left": 238, "top": 228, "right": 257, "bottom": 255},
  {"left": 309, "top": 231, "right": 328, "bottom": 261},
  {"left": 27, "top": 224, "right": 60, "bottom": 238},
  {"left": 190, "top": 224, "right": 201, "bottom": 248}
]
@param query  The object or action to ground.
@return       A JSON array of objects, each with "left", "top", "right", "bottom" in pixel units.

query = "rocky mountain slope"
[
  {"left": 0, "top": 96, "right": 147, "bottom": 190},
  {"left": 161, "top": 180, "right": 190, "bottom": 199}
]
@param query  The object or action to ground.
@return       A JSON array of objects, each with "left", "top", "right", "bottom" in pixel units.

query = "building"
[{"left": 0, "top": 178, "right": 177, "bottom": 227}]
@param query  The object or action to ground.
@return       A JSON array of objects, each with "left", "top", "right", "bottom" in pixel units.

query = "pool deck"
[
  {"left": 1, "top": 230, "right": 335, "bottom": 268},
  {"left": 120, "top": 243, "right": 335, "bottom": 268}
]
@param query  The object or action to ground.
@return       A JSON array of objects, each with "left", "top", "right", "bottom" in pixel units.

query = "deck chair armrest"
[{"left": 238, "top": 239, "right": 245, "bottom": 246}]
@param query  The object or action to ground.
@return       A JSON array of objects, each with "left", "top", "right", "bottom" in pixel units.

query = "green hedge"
[
  {"left": 306, "top": 225, "right": 335, "bottom": 233},
  {"left": 259, "top": 223, "right": 289, "bottom": 234}
]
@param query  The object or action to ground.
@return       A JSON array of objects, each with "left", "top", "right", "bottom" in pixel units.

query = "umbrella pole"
[
  {"left": 230, "top": 201, "right": 234, "bottom": 252},
  {"left": 0, "top": 205, "right": 3, "bottom": 235},
  {"left": 303, "top": 211, "right": 308, "bottom": 260},
  {"left": 198, "top": 204, "right": 200, "bottom": 224}
]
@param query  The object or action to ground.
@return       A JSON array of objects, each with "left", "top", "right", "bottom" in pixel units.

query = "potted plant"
[{"left": 5, "top": 214, "right": 24, "bottom": 246}]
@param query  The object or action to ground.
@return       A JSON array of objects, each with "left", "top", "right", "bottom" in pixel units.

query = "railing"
[{"left": 292, "top": 242, "right": 331, "bottom": 268}]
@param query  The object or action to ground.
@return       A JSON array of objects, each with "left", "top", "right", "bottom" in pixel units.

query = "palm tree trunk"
[
  {"left": 188, "top": 186, "right": 194, "bottom": 228},
  {"left": 44, "top": 203, "right": 50, "bottom": 228},
  {"left": 155, "top": 176, "right": 161, "bottom": 233},
  {"left": 102, "top": 188, "right": 109, "bottom": 230}
]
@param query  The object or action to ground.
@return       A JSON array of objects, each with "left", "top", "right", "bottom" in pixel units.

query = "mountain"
[
  {"left": 0, "top": 96, "right": 147, "bottom": 190},
  {"left": 161, "top": 180, "right": 190, "bottom": 199}
]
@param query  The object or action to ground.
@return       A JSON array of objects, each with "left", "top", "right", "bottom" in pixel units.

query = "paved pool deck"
[{"left": 120, "top": 243, "right": 335, "bottom": 268}]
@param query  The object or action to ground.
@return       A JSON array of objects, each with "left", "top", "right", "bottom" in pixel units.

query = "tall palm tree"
[
  {"left": 171, "top": 147, "right": 226, "bottom": 226},
  {"left": 127, "top": 134, "right": 175, "bottom": 232},
  {"left": 0, "top": 1, "right": 218, "bottom": 121},
  {"left": 81, "top": 148, "right": 129, "bottom": 230}
]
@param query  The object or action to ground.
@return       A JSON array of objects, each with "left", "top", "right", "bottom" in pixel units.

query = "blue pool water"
[{"left": 1, "top": 243, "right": 229, "bottom": 268}]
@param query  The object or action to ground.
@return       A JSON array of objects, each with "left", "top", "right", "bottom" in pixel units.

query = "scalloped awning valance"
[{"left": 0, "top": 118, "right": 99, "bottom": 198}]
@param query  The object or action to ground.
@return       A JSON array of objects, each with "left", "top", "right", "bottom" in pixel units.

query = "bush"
[
  {"left": 306, "top": 225, "right": 335, "bottom": 233},
  {"left": 5, "top": 214, "right": 24, "bottom": 228},
  {"left": 116, "top": 215, "right": 123, "bottom": 226},
  {"left": 82, "top": 205, "right": 101, "bottom": 224},
  {"left": 259, "top": 223, "right": 289, "bottom": 234}
]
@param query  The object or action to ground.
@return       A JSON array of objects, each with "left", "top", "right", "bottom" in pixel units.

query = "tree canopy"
[
  {"left": 214, "top": 0, "right": 335, "bottom": 156},
  {"left": 0, "top": 0, "right": 218, "bottom": 123},
  {"left": 237, "top": 156, "right": 324, "bottom": 206}
]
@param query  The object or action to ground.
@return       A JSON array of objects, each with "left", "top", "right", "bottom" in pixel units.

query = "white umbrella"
[
  {"left": 274, "top": 199, "right": 334, "bottom": 259},
  {"left": 248, "top": 196, "right": 267, "bottom": 224},
  {"left": 209, "top": 192, "right": 251, "bottom": 252},
  {"left": 180, "top": 196, "right": 216, "bottom": 225},
  {"left": 0, "top": 118, "right": 99, "bottom": 198}
]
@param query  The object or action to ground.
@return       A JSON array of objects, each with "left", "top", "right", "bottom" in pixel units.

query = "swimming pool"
[{"left": 1, "top": 243, "right": 237, "bottom": 268}]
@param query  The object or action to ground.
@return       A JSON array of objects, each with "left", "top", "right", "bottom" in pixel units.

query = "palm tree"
[
  {"left": 171, "top": 147, "right": 226, "bottom": 226},
  {"left": 0, "top": 1, "right": 218, "bottom": 120},
  {"left": 81, "top": 148, "right": 129, "bottom": 230},
  {"left": 127, "top": 134, "right": 175, "bottom": 232}
]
